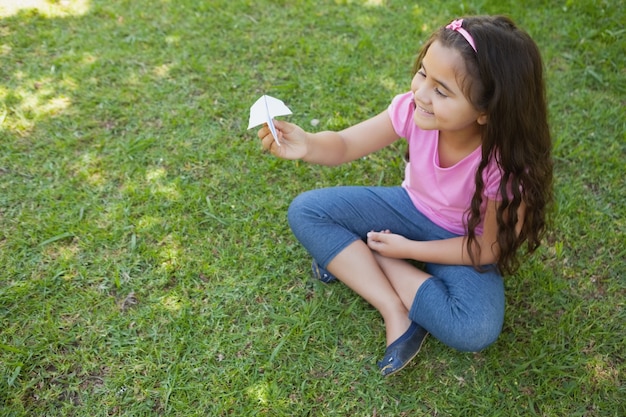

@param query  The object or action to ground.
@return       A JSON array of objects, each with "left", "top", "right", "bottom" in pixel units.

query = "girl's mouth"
[
  {"left": 416, "top": 103, "right": 434, "bottom": 115},
  {"left": 410, "top": 99, "right": 433, "bottom": 117}
]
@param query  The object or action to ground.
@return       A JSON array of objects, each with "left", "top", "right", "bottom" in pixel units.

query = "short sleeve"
[
  {"left": 482, "top": 159, "right": 519, "bottom": 202},
  {"left": 387, "top": 92, "right": 415, "bottom": 139},
  {"left": 483, "top": 162, "right": 503, "bottom": 201}
]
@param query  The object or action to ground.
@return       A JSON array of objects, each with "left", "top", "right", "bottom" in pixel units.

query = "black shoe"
[
  {"left": 377, "top": 323, "right": 428, "bottom": 377},
  {"left": 311, "top": 260, "right": 337, "bottom": 283}
]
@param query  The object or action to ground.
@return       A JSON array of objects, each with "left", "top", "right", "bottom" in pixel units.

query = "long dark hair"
[{"left": 413, "top": 16, "right": 553, "bottom": 275}]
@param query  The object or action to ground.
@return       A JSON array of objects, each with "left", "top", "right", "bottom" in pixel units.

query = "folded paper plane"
[{"left": 247, "top": 95, "right": 292, "bottom": 146}]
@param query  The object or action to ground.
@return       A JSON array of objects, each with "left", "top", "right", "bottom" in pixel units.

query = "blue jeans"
[{"left": 287, "top": 186, "right": 505, "bottom": 352}]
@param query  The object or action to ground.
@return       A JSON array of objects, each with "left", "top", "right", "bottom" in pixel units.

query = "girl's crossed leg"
[{"left": 288, "top": 186, "right": 504, "bottom": 353}]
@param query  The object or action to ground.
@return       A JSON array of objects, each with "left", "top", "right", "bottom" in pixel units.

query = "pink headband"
[{"left": 446, "top": 19, "right": 477, "bottom": 52}]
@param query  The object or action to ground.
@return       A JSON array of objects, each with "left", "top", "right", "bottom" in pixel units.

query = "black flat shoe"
[
  {"left": 377, "top": 323, "right": 428, "bottom": 377},
  {"left": 311, "top": 260, "right": 337, "bottom": 283}
]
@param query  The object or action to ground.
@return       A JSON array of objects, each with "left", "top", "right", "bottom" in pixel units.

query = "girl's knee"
[
  {"left": 288, "top": 191, "right": 316, "bottom": 226},
  {"left": 288, "top": 190, "right": 336, "bottom": 242},
  {"left": 446, "top": 320, "right": 502, "bottom": 352}
]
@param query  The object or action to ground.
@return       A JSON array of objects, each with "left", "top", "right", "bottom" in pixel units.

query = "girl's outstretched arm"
[{"left": 258, "top": 110, "right": 399, "bottom": 166}]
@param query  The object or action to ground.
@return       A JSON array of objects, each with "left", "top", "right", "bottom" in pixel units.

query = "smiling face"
[{"left": 411, "top": 40, "right": 487, "bottom": 138}]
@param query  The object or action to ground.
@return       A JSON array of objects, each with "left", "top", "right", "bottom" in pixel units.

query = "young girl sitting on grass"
[{"left": 257, "top": 15, "right": 553, "bottom": 377}]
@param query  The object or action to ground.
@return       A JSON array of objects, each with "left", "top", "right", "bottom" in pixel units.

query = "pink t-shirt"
[{"left": 388, "top": 91, "right": 503, "bottom": 235}]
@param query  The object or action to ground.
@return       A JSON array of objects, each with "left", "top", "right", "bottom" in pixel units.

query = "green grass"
[{"left": 0, "top": 0, "right": 624, "bottom": 415}]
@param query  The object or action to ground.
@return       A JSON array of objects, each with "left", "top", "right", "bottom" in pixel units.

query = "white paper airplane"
[{"left": 247, "top": 95, "right": 292, "bottom": 146}]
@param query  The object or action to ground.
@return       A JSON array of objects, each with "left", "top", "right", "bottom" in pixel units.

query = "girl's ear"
[{"left": 477, "top": 113, "right": 488, "bottom": 125}]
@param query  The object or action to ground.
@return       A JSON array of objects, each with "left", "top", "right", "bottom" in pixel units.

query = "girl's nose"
[{"left": 414, "top": 85, "right": 429, "bottom": 105}]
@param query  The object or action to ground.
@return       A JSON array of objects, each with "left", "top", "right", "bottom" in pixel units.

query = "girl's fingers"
[
  {"left": 257, "top": 123, "right": 270, "bottom": 140},
  {"left": 261, "top": 135, "right": 275, "bottom": 152}
]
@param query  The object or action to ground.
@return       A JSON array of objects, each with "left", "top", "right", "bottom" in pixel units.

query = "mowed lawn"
[{"left": 0, "top": 0, "right": 624, "bottom": 415}]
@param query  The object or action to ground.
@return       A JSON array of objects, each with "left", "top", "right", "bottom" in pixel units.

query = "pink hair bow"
[{"left": 446, "top": 19, "right": 477, "bottom": 52}]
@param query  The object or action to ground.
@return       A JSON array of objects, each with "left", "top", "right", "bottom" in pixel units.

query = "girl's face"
[{"left": 411, "top": 41, "right": 486, "bottom": 136}]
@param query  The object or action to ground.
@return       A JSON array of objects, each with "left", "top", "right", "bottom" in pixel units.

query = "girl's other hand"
[
  {"left": 367, "top": 230, "right": 411, "bottom": 259},
  {"left": 258, "top": 119, "right": 308, "bottom": 160}
]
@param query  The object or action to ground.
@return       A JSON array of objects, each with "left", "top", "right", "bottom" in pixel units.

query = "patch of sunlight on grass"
[
  {"left": 58, "top": 244, "right": 80, "bottom": 263},
  {"left": 36, "top": 96, "right": 71, "bottom": 117},
  {"left": 146, "top": 167, "right": 166, "bottom": 182},
  {"left": 87, "top": 172, "right": 104, "bottom": 186},
  {"left": 42, "top": 240, "right": 80, "bottom": 262},
  {"left": 0, "top": 105, "right": 7, "bottom": 127},
  {"left": 158, "top": 234, "right": 181, "bottom": 273},
  {"left": 160, "top": 294, "right": 183, "bottom": 311},
  {"left": 379, "top": 76, "right": 400, "bottom": 93},
  {"left": 126, "top": 72, "right": 142, "bottom": 86},
  {"left": 146, "top": 167, "right": 181, "bottom": 200},
  {"left": 73, "top": 152, "right": 106, "bottom": 186},
  {"left": 15, "top": 92, "right": 72, "bottom": 128},
  {"left": 136, "top": 215, "right": 161, "bottom": 232},
  {"left": 81, "top": 52, "right": 98, "bottom": 65},
  {"left": 165, "top": 35, "right": 180, "bottom": 46},
  {"left": 355, "top": 13, "right": 378, "bottom": 28},
  {"left": 246, "top": 382, "right": 269, "bottom": 405},
  {"left": 3, "top": 78, "right": 75, "bottom": 133},
  {"left": 0, "top": 0, "right": 90, "bottom": 18},
  {"left": 587, "top": 354, "right": 619, "bottom": 385},
  {"left": 153, "top": 64, "right": 172, "bottom": 79},
  {"left": 154, "top": 184, "right": 181, "bottom": 200}
]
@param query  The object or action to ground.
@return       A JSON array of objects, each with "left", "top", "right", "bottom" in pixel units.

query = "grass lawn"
[{"left": 0, "top": 0, "right": 624, "bottom": 415}]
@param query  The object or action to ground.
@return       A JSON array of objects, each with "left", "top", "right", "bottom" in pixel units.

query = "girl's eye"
[
  {"left": 435, "top": 87, "right": 448, "bottom": 98},
  {"left": 417, "top": 70, "right": 426, "bottom": 77}
]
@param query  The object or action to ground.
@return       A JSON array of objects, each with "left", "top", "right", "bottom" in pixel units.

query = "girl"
[{"left": 257, "top": 15, "right": 552, "bottom": 377}]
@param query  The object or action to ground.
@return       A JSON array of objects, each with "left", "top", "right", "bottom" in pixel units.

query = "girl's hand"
[
  {"left": 367, "top": 230, "right": 412, "bottom": 259},
  {"left": 258, "top": 119, "right": 308, "bottom": 160}
]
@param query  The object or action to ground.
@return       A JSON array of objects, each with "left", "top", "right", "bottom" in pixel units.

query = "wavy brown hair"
[{"left": 413, "top": 16, "right": 553, "bottom": 275}]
